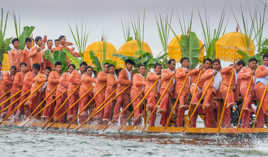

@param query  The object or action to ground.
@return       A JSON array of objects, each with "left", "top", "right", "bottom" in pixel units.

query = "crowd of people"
[{"left": 0, "top": 35, "right": 268, "bottom": 129}]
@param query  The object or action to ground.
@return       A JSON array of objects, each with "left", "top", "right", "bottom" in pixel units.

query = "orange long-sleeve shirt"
[
  {"left": 131, "top": 73, "right": 146, "bottom": 96},
  {"left": 21, "top": 47, "right": 31, "bottom": 70},
  {"left": 11, "top": 72, "right": 25, "bottom": 91},
  {"left": 47, "top": 71, "right": 61, "bottom": 92},
  {"left": 94, "top": 71, "right": 107, "bottom": 93},
  {"left": 29, "top": 46, "right": 43, "bottom": 66},
  {"left": 145, "top": 71, "right": 160, "bottom": 97},
  {"left": 175, "top": 67, "right": 190, "bottom": 93},
  {"left": 80, "top": 73, "right": 95, "bottom": 94},
  {"left": 8, "top": 48, "right": 22, "bottom": 68},
  {"left": 160, "top": 69, "right": 174, "bottom": 93},
  {"left": 67, "top": 70, "right": 81, "bottom": 94}
]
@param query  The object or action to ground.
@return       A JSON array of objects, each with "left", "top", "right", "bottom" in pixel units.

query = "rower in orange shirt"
[
  {"left": 237, "top": 58, "right": 257, "bottom": 128},
  {"left": 21, "top": 38, "right": 32, "bottom": 71},
  {"left": 53, "top": 39, "right": 61, "bottom": 52},
  {"left": 54, "top": 64, "right": 75, "bottom": 123},
  {"left": 42, "top": 62, "right": 62, "bottom": 121},
  {"left": 58, "top": 35, "right": 80, "bottom": 57},
  {"left": 254, "top": 54, "right": 268, "bottom": 128},
  {"left": 29, "top": 36, "right": 43, "bottom": 67},
  {"left": 16, "top": 64, "right": 40, "bottom": 119},
  {"left": 8, "top": 63, "right": 27, "bottom": 117},
  {"left": 220, "top": 60, "right": 244, "bottom": 128},
  {"left": 67, "top": 62, "right": 86, "bottom": 121},
  {"left": 175, "top": 57, "right": 190, "bottom": 127},
  {"left": 94, "top": 63, "right": 109, "bottom": 122},
  {"left": 158, "top": 59, "right": 176, "bottom": 126},
  {"left": 0, "top": 66, "right": 16, "bottom": 118},
  {"left": 43, "top": 39, "right": 54, "bottom": 69},
  {"left": 8, "top": 38, "right": 22, "bottom": 69},
  {"left": 79, "top": 66, "right": 95, "bottom": 123},
  {"left": 131, "top": 64, "right": 146, "bottom": 125},
  {"left": 113, "top": 59, "right": 135, "bottom": 124},
  {"left": 103, "top": 64, "right": 118, "bottom": 123},
  {"left": 146, "top": 63, "right": 161, "bottom": 126},
  {"left": 188, "top": 58, "right": 212, "bottom": 127}
]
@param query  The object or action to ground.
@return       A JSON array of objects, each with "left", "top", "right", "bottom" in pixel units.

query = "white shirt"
[
  {"left": 126, "top": 68, "right": 131, "bottom": 80},
  {"left": 213, "top": 70, "right": 222, "bottom": 91}
]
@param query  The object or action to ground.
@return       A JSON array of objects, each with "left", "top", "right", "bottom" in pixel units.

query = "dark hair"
[
  {"left": 203, "top": 58, "right": 212, "bottom": 64},
  {"left": 58, "top": 35, "right": 65, "bottom": 41},
  {"left": 154, "top": 63, "right": 162, "bottom": 69},
  {"left": 12, "top": 38, "right": 19, "bottom": 44},
  {"left": 248, "top": 57, "right": 258, "bottom": 63},
  {"left": 108, "top": 64, "right": 115, "bottom": 68},
  {"left": 68, "top": 64, "right": 76, "bottom": 69},
  {"left": 55, "top": 61, "right": 62, "bottom": 66},
  {"left": 236, "top": 60, "right": 246, "bottom": 66},
  {"left": 180, "top": 57, "right": 189, "bottom": 64},
  {"left": 47, "top": 39, "right": 53, "bottom": 43},
  {"left": 0, "top": 61, "right": 2, "bottom": 66},
  {"left": 10, "top": 65, "right": 17, "bottom": 71},
  {"left": 32, "top": 63, "right": 41, "bottom": 71},
  {"left": 168, "top": 59, "right": 176, "bottom": 65},
  {"left": 138, "top": 64, "right": 146, "bottom": 68},
  {"left": 212, "top": 59, "right": 221, "bottom": 65},
  {"left": 80, "top": 61, "right": 87, "bottom": 67},
  {"left": 54, "top": 39, "right": 60, "bottom": 42},
  {"left": 104, "top": 62, "right": 110, "bottom": 66},
  {"left": 25, "top": 37, "right": 32, "bottom": 43},
  {"left": 20, "top": 62, "right": 27, "bottom": 67},
  {"left": 125, "top": 59, "right": 135, "bottom": 66},
  {"left": 263, "top": 53, "right": 268, "bottom": 60},
  {"left": 35, "top": 36, "right": 42, "bottom": 44},
  {"left": 45, "top": 66, "right": 52, "bottom": 71},
  {"left": 86, "top": 65, "right": 93, "bottom": 70}
]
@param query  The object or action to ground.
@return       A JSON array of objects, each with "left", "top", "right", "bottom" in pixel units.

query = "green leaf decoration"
[
  {"left": 62, "top": 48, "right": 82, "bottom": 69},
  {"left": 89, "top": 50, "right": 102, "bottom": 72}
]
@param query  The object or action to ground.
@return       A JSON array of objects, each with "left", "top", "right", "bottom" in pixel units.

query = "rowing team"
[{"left": 0, "top": 54, "right": 268, "bottom": 128}]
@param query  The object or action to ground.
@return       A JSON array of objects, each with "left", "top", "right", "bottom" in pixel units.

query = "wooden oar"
[
  {"left": 184, "top": 76, "right": 214, "bottom": 131},
  {"left": 41, "top": 86, "right": 80, "bottom": 129},
  {"left": 75, "top": 86, "right": 130, "bottom": 130},
  {"left": 22, "top": 87, "right": 57, "bottom": 126},
  {"left": 185, "top": 70, "right": 202, "bottom": 126},
  {"left": 0, "top": 83, "right": 44, "bottom": 123},
  {"left": 252, "top": 83, "right": 268, "bottom": 128},
  {"left": 165, "top": 76, "right": 188, "bottom": 128},
  {"left": 0, "top": 89, "right": 22, "bottom": 109},
  {"left": 66, "top": 86, "right": 106, "bottom": 129},
  {"left": 235, "top": 74, "right": 253, "bottom": 130},
  {"left": 145, "top": 75, "right": 175, "bottom": 129},
  {"left": 44, "top": 86, "right": 93, "bottom": 129},
  {"left": 123, "top": 79, "right": 160, "bottom": 126}
]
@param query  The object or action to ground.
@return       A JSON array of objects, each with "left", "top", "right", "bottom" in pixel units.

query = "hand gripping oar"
[
  {"left": 0, "top": 83, "right": 44, "bottom": 124},
  {"left": 144, "top": 75, "right": 175, "bottom": 129},
  {"left": 21, "top": 87, "right": 59, "bottom": 126},
  {"left": 165, "top": 76, "right": 188, "bottom": 128},
  {"left": 252, "top": 83, "right": 268, "bottom": 128},
  {"left": 0, "top": 89, "right": 22, "bottom": 110},
  {"left": 74, "top": 86, "right": 130, "bottom": 130},
  {"left": 235, "top": 74, "right": 253, "bottom": 131},
  {"left": 122, "top": 79, "right": 160, "bottom": 126},
  {"left": 185, "top": 70, "right": 202, "bottom": 126},
  {"left": 44, "top": 86, "right": 94, "bottom": 129},
  {"left": 66, "top": 85, "right": 106, "bottom": 129},
  {"left": 184, "top": 76, "right": 214, "bottom": 131},
  {"left": 216, "top": 70, "right": 234, "bottom": 131}
]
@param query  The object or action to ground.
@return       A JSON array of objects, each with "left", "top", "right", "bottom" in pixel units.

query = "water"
[{"left": 0, "top": 126, "right": 268, "bottom": 157}]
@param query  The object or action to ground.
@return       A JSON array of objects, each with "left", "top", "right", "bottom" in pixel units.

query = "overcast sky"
[{"left": 2, "top": 0, "right": 268, "bottom": 55}]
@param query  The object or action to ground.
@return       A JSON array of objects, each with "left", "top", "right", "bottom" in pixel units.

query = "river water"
[{"left": 0, "top": 126, "right": 268, "bottom": 157}]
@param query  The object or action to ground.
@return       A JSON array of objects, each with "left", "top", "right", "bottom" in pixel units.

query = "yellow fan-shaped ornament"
[
  {"left": 216, "top": 32, "right": 255, "bottom": 62},
  {"left": 83, "top": 41, "right": 120, "bottom": 68},
  {"left": 2, "top": 53, "right": 10, "bottom": 71},
  {"left": 116, "top": 40, "right": 152, "bottom": 68},
  {"left": 168, "top": 35, "right": 205, "bottom": 63}
]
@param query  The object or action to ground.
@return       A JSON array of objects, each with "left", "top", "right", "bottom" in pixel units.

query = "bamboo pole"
[
  {"left": 184, "top": 76, "right": 214, "bottom": 130},
  {"left": 216, "top": 70, "right": 234, "bottom": 131},
  {"left": 123, "top": 79, "right": 160, "bottom": 125},
  {"left": 42, "top": 86, "right": 83, "bottom": 128},
  {"left": 165, "top": 76, "right": 188, "bottom": 128},
  {"left": 0, "top": 89, "right": 22, "bottom": 109},
  {"left": 0, "top": 90, "right": 10, "bottom": 101},
  {"left": 252, "top": 83, "right": 268, "bottom": 128},
  {"left": 21, "top": 91, "right": 65, "bottom": 127},
  {"left": 185, "top": 70, "right": 202, "bottom": 126},
  {"left": 145, "top": 75, "right": 175, "bottom": 129},
  {"left": 75, "top": 86, "right": 130, "bottom": 130},
  {"left": 0, "top": 83, "right": 44, "bottom": 123},
  {"left": 235, "top": 74, "right": 253, "bottom": 130},
  {"left": 65, "top": 85, "right": 106, "bottom": 129}
]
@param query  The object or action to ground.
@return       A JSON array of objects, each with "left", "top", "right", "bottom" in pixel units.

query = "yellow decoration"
[
  {"left": 83, "top": 41, "right": 120, "bottom": 68},
  {"left": 2, "top": 53, "right": 9, "bottom": 71},
  {"left": 168, "top": 35, "right": 205, "bottom": 62},
  {"left": 216, "top": 32, "right": 255, "bottom": 62},
  {"left": 116, "top": 40, "right": 152, "bottom": 68}
]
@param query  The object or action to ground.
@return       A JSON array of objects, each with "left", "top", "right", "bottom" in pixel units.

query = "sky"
[{"left": 1, "top": 0, "right": 268, "bottom": 56}]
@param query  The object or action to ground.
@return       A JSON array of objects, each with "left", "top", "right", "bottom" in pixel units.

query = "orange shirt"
[
  {"left": 160, "top": 69, "right": 175, "bottom": 93},
  {"left": 145, "top": 71, "right": 160, "bottom": 97},
  {"left": 47, "top": 71, "right": 61, "bottom": 91},
  {"left": 31, "top": 72, "right": 47, "bottom": 93},
  {"left": 131, "top": 73, "right": 146, "bottom": 96},
  {"left": 0, "top": 72, "right": 14, "bottom": 91},
  {"left": 11, "top": 72, "right": 25, "bottom": 91},
  {"left": 29, "top": 46, "right": 43, "bottom": 66},
  {"left": 57, "top": 72, "right": 70, "bottom": 93},
  {"left": 200, "top": 69, "right": 215, "bottom": 89},
  {"left": 22, "top": 71, "right": 35, "bottom": 91},
  {"left": 68, "top": 70, "right": 81, "bottom": 93},
  {"left": 21, "top": 47, "right": 31, "bottom": 70},
  {"left": 175, "top": 67, "right": 190, "bottom": 93},
  {"left": 117, "top": 69, "right": 134, "bottom": 94},
  {"left": 95, "top": 71, "right": 107, "bottom": 93},
  {"left": 80, "top": 73, "right": 95, "bottom": 93},
  {"left": 8, "top": 48, "right": 22, "bottom": 68},
  {"left": 221, "top": 66, "right": 235, "bottom": 88}
]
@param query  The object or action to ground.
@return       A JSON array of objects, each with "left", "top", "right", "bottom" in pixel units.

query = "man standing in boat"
[
  {"left": 113, "top": 59, "right": 135, "bottom": 124},
  {"left": 8, "top": 38, "right": 22, "bottom": 70},
  {"left": 254, "top": 54, "right": 268, "bottom": 128}
]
